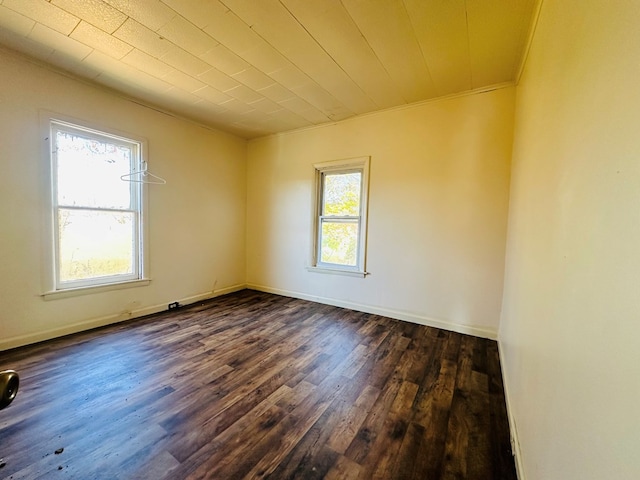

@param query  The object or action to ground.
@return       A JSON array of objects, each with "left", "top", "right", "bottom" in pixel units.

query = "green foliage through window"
[
  {"left": 318, "top": 171, "right": 362, "bottom": 267},
  {"left": 322, "top": 172, "right": 361, "bottom": 216}
]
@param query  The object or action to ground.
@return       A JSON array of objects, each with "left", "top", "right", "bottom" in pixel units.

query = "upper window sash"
[{"left": 51, "top": 121, "right": 141, "bottom": 212}]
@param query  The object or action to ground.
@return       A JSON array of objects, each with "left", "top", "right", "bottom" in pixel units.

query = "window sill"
[
  {"left": 306, "top": 266, "right": 369, "bottom": 278},
  {"left": 42, "top": 279, "right": 151, "bottom": 301}
]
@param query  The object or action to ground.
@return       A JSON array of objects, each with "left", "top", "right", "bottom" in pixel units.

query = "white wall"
[
  {"left": 0, "top": 48, "right": 247, "bottom": 350},
  {"left": 500, "top": 0, "right": 640, "bottom": 478},
  {"left": 247, "top": 87, "right": 515, "bottom": 338}
]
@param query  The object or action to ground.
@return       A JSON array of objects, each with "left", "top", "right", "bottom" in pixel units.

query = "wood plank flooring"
[{"left": 0, "top": 290, "right": 517, "bottom": 479}]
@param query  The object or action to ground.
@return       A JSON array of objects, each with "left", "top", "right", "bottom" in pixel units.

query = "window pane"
[
  {"left": 322, "top": 172, "right": 361, "bottom": 216},
  {"left": 56, "top": 130, "right": 133, "bottom": 209},
  {"left": 320, "top": 220, "right": 358, "bottom": 266},
  {"left": 58, "top": 209, "right": 136, "bottom": 282}
]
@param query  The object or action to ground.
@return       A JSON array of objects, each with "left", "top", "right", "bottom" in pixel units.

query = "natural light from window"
[
  {"left": 311, "top": 157, "right": 370, "bottom": 276},
  {"left": 50, "top": 120, "right": 144, "bottom": 290},
  {"left": 320, "top": 171, "right": 361, "bottom": 266}
]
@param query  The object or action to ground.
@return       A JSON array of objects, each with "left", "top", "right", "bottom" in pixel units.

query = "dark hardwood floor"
[{"left": 0, "top": 290, "right": 517, "bottom": 479}]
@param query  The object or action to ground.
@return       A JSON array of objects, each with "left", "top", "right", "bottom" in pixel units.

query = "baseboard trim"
[
  {"left": 2, "top": 281, "right": 497, "bottom": 347},
  {"left": 0, "top": 283, "right": 247, "bottom": 352},
  {"left": 210, "top": 283, "right": 247, "bottom": 297},
  {"left": 497, "top": 338, "right": 526, "bottom": 480},
  {"left": 247, "top": 283, "right": 498, "bottom": 340}
]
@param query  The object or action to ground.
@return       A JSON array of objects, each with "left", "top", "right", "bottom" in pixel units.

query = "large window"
[
  {"left": 311, "top": 157, "right": 370, "bottom": 276},
  {"left": 49, "top": 119, "right": 146, "bottom": 291}
]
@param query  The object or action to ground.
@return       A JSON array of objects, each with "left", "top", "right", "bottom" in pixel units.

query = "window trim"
[
  {"left": 41, "top": 113, "right": 150, "bottom": 296},
  {"left": 309, "top": 156, "right": 370, "bottom": 277}
]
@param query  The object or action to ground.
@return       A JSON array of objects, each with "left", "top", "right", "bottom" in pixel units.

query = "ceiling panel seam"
[
  {"left": 198, "top": 3, "right": 335, "bottom": 121},
  {"left": 463, "top": 0, "right": 474, "bottom": 89},
  {"left": 277, "top": 0, "right": 377, "bottom": 109},
  {"left": 44, "top": 0, "right": 325, "bottom": 132},
  {"left": 218, "top": 0, "right": 355, "bottom": 119},
  {"left": 400, "top": 0, "right": 437, "bottom": 97},
  {"left": 340, "top": 0, "right": 408, "bottom": 105}
]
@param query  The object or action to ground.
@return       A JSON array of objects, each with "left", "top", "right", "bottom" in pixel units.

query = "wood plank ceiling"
[{"left": 0, "top": 0, "right": 538, "bottom": 139}]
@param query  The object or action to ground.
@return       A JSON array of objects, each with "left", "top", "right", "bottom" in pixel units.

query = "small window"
[
  {"left": 49, "top": 119, "right": 146, "bottom": 291},
  {"left": 311, "top": 157, "right": 370, "bottom": 276}
]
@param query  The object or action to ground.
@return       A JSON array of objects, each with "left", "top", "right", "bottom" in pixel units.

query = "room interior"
[{"left": 0, "top": 0, "right": 638, "bottom": 479}]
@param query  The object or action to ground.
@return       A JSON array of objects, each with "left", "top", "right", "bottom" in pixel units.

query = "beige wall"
[
  {"left": 247, "top": 87, "right": 515, "bottom": 338},
  {"left": 0, "top": 48, "right": 247, "bottom": 350},
  {"left": 500, "top": 0, "right": 640, "bottom": 478}
]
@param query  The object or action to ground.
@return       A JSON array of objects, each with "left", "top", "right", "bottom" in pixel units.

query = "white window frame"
[
  {"left": 43, "top": 116, "right": 150, "bottom": 297},
  {"left": 308, "top": 156, "right": 370, "bottom": 277}
]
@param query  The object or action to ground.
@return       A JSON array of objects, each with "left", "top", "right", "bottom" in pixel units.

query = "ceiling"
[{"left": 0, "top": 0, "right": 538, "bottom": 139}]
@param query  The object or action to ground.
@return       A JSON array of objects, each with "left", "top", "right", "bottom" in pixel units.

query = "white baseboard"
[
  {"left": 209, "top": 283, "right": 247, "bottom": 297},
  {"left": 0, "top": 283, "right": 246, "bottom": 351},
  {"left": 497, "top": 338, "right": 526, "bottom": 480},
  {"left": 247, "top": 283, "right": 498, "bottom": 340},
  {"left": 3, "top": 281, "right": 497, "bottom": 349}
]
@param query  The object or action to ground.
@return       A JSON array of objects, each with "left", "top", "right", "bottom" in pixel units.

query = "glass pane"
[
  {"left": 56, "top": 130, "right": 134, "bottom": 209},
  {"left": 322, "top": 172, "right": 361, "bottom": 216},
  {"left": 58, "top": 208, "right": 136, "bottom": 283},
  {"left": 320, "top": 220, "right": 358, "bottom": 266}
]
